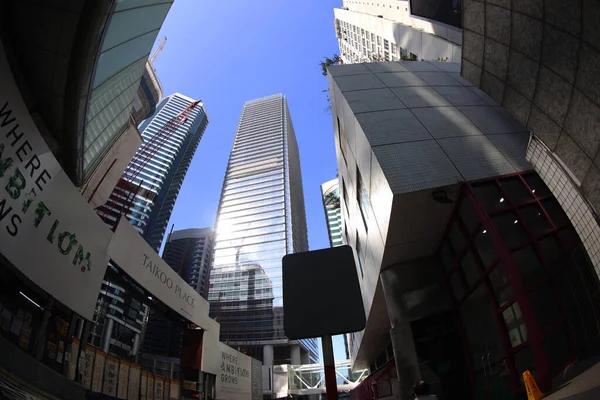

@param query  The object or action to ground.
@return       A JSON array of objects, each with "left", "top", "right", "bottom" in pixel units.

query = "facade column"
[
  {"left": 263, "top": 344, "right": 274, "bottom": 366},
  {"left": 101, "top": 318, "right": 114, "bottom": 353},
  {"left": 380, "top": 268, "right": 421, "bottom": 400},
  {"left": 290, "top": 344, "right": 301, "bottom": 365},
  {"left": 132, "top": 333, "right": 141, "bottom": 356}
]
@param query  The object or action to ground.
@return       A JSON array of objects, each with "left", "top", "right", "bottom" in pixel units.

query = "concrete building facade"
[
  {"left": 334, "top": 0, "right": 462, "bottom": 65},
  {"left": 327, "top": 60, "right": 600, "bottom": 399},
  {"left": 207, "top": 94, "right": 318, "bottom": 382}
]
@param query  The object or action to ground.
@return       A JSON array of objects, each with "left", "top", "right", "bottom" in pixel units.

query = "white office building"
[{"left": 334, "top": 0, "right": 462, "bottom": 64}]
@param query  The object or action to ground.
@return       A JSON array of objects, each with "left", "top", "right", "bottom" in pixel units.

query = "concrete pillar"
[
  {"left": 101, "top": 318, "right": 114, "bottom": 353},
  {"left": 263, "top": 344, "right": 274, "bottom": 366},
  {"left": 132, "top": 333, "right": 140, "bottom": 356},
  {"left": 380, "top": 268, "right": 421, "bottom": 400},
  {"left": 290, "top": 344, "right": 301, "bottom": 365}
]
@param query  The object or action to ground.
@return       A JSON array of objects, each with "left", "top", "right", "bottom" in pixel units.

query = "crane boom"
[
  {"left": 149, "top": 37, "right": 167, "bottom": 65},
  {"left": 98, "top": 100, "right": 201, "bottom": 229}
]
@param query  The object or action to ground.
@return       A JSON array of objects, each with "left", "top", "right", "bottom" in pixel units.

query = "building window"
[
  {"left": 356, "top": 166, "right": 370, "bottom": 232},
  {"left": 342, "top": 178, "right": 349, "bottom": 217},
  {"left": 377, "top": 36, "right": 381, "bottom": 45},
  {"left": 356, "top": 231, "right": 364, "bottom": 278}
]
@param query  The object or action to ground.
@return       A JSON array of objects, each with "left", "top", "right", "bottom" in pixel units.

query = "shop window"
[
  {"left": 449, "top": 272, "right": 465, "bottom": 300},
  {"left": 500, "top": 177, "right": 533, "bottom": 205},
  {"left": 459, "top": 199, "right": 479, "bottom": 235},
  {"left": 528, "top": 284, "right": 562, "bottom": 331},
  {"left": 523, "top": 174, "right": 551, "bottom": 198},
  {"left": 488, "top": 262, "right": 514, "bottom": 305},
  {"left": 520, "top": 204, "right": 552, "bottom": 236},
  {"left": 502, "top": 302, "right": 528, "bottom": 347},
  {"left": 541, "top": 198, "right": 570, "bottom": 228},
  {"left": 461, "top": 251, "right": 481, "bottom": 288},
  {"left": 491, "top": 212, "right": 528, "bottom": 248},
  {"left": 512, "top": 245, "right": 547, "bottom": 288},
  {"left": 449, "top": 223, "right": 466, "bottom": 254},
  {"left": 473, "top": 228, "right": 496, "bottom": 267},
  {"left": 544, "top": 324, "right": 572, "bottom": 376},
  {"left": 473, "top": 183, "right": 509, "bottom": 213}
]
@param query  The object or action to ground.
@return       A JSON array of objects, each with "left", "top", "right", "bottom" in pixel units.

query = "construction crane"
[
  {"left": 149, "top": 36, "right": 167, "bottom": 65},
  {"left": 98, "top": 100, "right": 202, "bottom": 229}
]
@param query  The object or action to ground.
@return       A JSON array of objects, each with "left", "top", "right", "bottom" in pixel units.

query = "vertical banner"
[
  {"left": 128, "top": 364, "right": 141, "bottom": 400},
  {"left": 169, "top": 380, "right": 180, "bottom": 400},
  {"left": 66, "top": 338, "right": 80, "bottom": 380},
  {"left": 147, "top": 374, "right": 155, "bottom": 400},
  {"left": 140, "top": 371, "right": 148, "bottom": 400},
  {"left": 80, "top": 344, "right": 95, "bottom": 390},
  {"left": 154, "top": 377, "right": 164, "bottom": 400},
  {"left": 103, "top": 354, "right": 119, "bottom": 397},
  {"left": 92, "top": 350, "right": 106, "bottom": 393},
  {"left": 118, "top": 360, "right": 130, "bottom": 399}
]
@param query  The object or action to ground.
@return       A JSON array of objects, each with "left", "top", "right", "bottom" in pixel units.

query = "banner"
[
  {"left": 147, "top": 374, "right": 155, "bottom": 400},
  {"left": 128, "top": 364, "right": 141, "bottom": 400},
  {"left": 140, "top": 371, "right": 148, "bottom": 400},
  {"left": 0, "top": 39, "right": 112, "bottom": 321},
  {"left": 215, "top": 346, "right": 252, "bottom": 400},
  {"left": 103, "top": 354, "right": 119, "bottom": 397},
  {"left": 80, "top": 344, "right": 95, "bottom": 390},
  {"left": 118, "top": 360, "right": 130, "bottom": 399},
  {"left": 154, "top": 377, "right": 164, "bottom": 400},
  {"left": 169, "top": 380, "right": 179, "bottom": 400},
  {"left": 92, "top": 350, "right": 106, "bottom": 393},
  {"left": 108, "top": 220, "right": 218, "bottom": 333}
]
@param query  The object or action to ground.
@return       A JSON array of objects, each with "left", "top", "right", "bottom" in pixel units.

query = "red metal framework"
[
  {"left": 98, "top": 101, "right": 201, "bottom": 228},
  {"left": 436, "top": 171, "right": 592, "bottom": 399}
]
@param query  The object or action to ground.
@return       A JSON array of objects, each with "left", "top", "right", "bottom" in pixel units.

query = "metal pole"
[{"left": 322, "top": 334, "right": 338, "bottom": 400}]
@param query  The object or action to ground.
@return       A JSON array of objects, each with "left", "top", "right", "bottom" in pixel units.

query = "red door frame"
[{"left": 437, "top": 171, "right": 577, "bottom": 398}]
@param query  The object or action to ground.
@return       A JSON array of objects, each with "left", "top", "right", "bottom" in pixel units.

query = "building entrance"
[{"left": 438, "top": 172, "right": 600, "bottom": 399}]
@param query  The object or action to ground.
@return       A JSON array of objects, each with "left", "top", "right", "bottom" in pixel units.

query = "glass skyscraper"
[
  {"left": 208, "top": 94, "right": 318, "bottom": 366},
  {"left": 98, "top": 93, "right": 208, "bottom": 251},
  {"left": 321, "top": 178, "right": 343, "bottom": 248}
]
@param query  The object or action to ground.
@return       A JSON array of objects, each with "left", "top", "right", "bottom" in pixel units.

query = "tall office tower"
[
  {"left": 334, "top": 0, "right": 461, "bottom": 64},
  {"left": 98, "top": 93, "right": 208, "bottom": 251},
  {"left": 321, "top": 178, "right": 344, "bottom": 248},
  {"left": 142, "top": 228, "right": 213, "bottom": 362},
  {"left": 207, "top": 94, "right": 318, "bottom": 372}
]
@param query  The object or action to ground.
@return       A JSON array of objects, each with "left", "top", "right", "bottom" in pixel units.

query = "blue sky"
[{"left": 152, "top": 0, "right": 347, "bottom": 361}]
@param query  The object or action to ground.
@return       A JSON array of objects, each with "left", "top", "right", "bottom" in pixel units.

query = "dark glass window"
[
  {"left": 528, "top": 284, "right": 562, "bottom": 331},
  {"left": 523, "top": 174, "right": 551, "bottom": 198},
  {"left": 537, "top": 235, "right": 562, "bottom": 273},
  {"left": 499, "top": 177, "right": 533, "bottom": 205},
  {"left": 520, "top": 204, "right": 552, "bottom": 236},
  {"left": 513, "top": 347, "right": 536, "bottom": 387},
  {"left": 357, "top": 167, "right": 370, "bottom": 232},
  {"left": 502, "top": 302, "right": 528, "bottom": 347},
  {"left": 541, "top": 198, "right": 570, "bottom": 227},
  {"left": 492, "top": 212, "right": 528, "bottom": 248},
  {"left": 473, "top": 183, "right": 509, "bottom": 213},
  {"left": 440, "top": 241, "right": 455, "bottom": 273},
  {"left": 449, "top": 223, "right": 466, "bottom": 254},
  {"left": 488, "top": 263, "right": 514, "bottom": 305},
  {"left": 449, "top": 272, "right": 465, "bottom": 300},
  {"left": 544, "top": 324, "right": 572, "bottom": 376},
  {"left": 459, "top": 199, "right": 479, "bottom": 235},
  {"left": 473, "top": 228, "right": 496, "bottom": 268},
  {"left": 461, "top": 252, "right": 481, "bottom": 288}
]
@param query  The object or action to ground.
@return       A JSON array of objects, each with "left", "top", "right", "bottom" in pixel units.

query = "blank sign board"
[{"left": 282, "top": 245, "right": 366, "bottom": 339}]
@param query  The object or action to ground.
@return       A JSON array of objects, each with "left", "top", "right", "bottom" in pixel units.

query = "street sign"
[{"left": 282, "top": 245, "right": 366, "bottom": 339}]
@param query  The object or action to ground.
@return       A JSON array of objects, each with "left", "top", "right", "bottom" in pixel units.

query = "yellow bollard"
[{"left": 523, "top": 370, "right": 544, "bottom": 400}]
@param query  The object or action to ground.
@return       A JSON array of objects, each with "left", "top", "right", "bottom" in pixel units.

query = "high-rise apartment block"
[
  {"left": 334, "top": 0, "right": 461, "bottom": 65},
  {"left": 327, "top": 60, "right": 600, "bottom": 399},
  {"left": 321, "top": 178, "right": 344, "bottom": 247},
  {"left": 208, "top": 94, "right": 318, "bottom": 371},
  {"left": 98, "top": 93, "right": 208, "bottom": 251}
]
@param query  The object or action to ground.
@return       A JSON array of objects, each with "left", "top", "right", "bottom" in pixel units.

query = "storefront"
[{"left": 438, "top": 171, "right": 600, "bottom": 399}]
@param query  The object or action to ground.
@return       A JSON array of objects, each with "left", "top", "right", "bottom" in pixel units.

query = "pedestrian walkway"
[{"left": 544, "top": 362, "right": 600, "bottom": 400}]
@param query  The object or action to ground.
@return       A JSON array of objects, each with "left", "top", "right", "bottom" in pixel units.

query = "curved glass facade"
[{"left": 208, "top": 94, "right": 316, "bottom": 362}]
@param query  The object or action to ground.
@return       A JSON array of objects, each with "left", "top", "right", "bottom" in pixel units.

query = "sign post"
[{"left": 322, "top": 334, "right": 338, "bottom": 400}]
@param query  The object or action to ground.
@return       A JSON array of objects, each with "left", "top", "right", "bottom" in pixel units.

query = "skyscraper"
[
  {"left": 321, "top": 178, "right": 344, "bottom": 248},
  {"left": 207, "top": 94, "right": 318, "bottom": 369},
  {"left": 142, "top": 228, "right": 214, "bottom": 360},
  {"left": 98, "top": 93, "right": 208, "bottom": 252}
]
